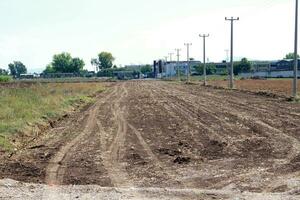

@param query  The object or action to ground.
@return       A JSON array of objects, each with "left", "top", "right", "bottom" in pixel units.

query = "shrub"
[{"left": 0, "top": 76, "right": 12, "bottom": 83}]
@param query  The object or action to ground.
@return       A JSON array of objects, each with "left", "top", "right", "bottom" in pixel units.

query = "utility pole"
[
  {"left": 169, "top": 53, "right": 174, "bottom": 62},
  {"left": 225, "top": 49, "right": 229, "bottom": 62},
  {"left": 293, "top": 0, "right": 298, "bottom": 98},
  {"left": 225, "top": 49, "right": 230, "bottom": 80},
  {"left": 168, "top": 53, "right": 174, "bottom": 78},
  {"left": 184, "top": 43, "right": 192, "bottom": 83},
  {"left": 225, "top": 17, "right": 239, "bottom": 89},
  {"left": 175, "top": 48, "right": 181, "bottom": 81},
  {"left": 199, "top": 34, "right": 210, "bottom": 86}
]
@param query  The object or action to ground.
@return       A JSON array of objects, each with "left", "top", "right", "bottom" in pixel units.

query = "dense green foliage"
[
  {"left": 8, "top": 61, "right": 27, "bottom": 77},
  {"left": 194, "top": 64, "right": 217, "bottom": 75},
  {"left": 0, "top": 76, "right": 12, "bottom": 82},
  {"left": 234, "top": 58, "right": 252, "bottom": 75},
  {"left": 44, "top": 52, "right": 85, "bottom": 74},
  {"left": 91, "top": 52, "right": 115, "bottom": 70},
  {"left": 0, "top": 68, "right": 8, "bottom": 75},
  {"left": 141, "top": 65, "right": 152, "bottom": 74},
  {"left": 285, "top": 53, "right": 300, "bottom": 59}
]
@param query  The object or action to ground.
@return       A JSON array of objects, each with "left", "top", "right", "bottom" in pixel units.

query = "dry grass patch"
[{"left": 0, "top": 82, "right": 104, "bottom": 150}]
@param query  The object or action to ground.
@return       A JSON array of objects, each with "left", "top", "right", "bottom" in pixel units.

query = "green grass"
[
  {"left": 0, "top": 82, "right": 105, "bottom": 150},
  {"left": 0, "top": 76, "right": 12, "bottom": 83}
]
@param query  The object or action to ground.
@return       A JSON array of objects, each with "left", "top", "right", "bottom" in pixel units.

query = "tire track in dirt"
[
  {"left": 95, "top": 83, "right": 134, "bottom": 187},
  {"left": 45, "top": 87, "right": 118, "bottom": 185}
]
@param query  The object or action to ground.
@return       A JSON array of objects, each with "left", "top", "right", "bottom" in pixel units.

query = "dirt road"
[{"left": 1, "top": 81, "right": 300, "bottom": 199}]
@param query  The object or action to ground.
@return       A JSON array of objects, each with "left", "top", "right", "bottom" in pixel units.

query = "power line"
[
  {"left": 175, "top": 48, "right": 181, "bottom": 81},
  {"left": 225, "top": 17, "right": 239, "bottom": 89},
  {"left": 199, "top": 34, "right": 210, "bottom": 86},
  {"left": 184, "top": 43, "right": 192, "bottom": 83},
  {"left": 293, "top": 0, "right": 298, "bottom": 98},
  {"left": 225, "top": 49, "right": 229, "bottom": 62},
  {"left": 168, "top": 52, "right": 174, "bottom": 62}
]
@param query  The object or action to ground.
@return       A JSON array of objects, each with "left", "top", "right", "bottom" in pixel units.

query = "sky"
[{"left": 0, "top": 0, "right": 296, "bottom": 72}]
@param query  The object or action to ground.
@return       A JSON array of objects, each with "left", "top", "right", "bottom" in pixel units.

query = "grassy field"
[
  {"left": 0, "top": 76, "right": 12, "bottom": 83},
  {"left": 0, "top": 82, "right": 104, "bottom": 150}
]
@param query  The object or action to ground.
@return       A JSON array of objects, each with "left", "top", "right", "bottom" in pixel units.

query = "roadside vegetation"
[
  {"left": 0, "top": 82, "right": 104, "bottom": 150},
  {"left": 0, "top": 76, "right": 12, "bottom": 83}
]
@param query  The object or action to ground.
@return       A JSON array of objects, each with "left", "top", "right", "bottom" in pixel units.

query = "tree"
[
  {"left": 43, "top": 64, "right": 56, "bottom": 74},
  {"left": 233, "top": 58, "right": 252, "bottom": 75},
  {"left": 285, "top": 53, "right": 300, "bottom": 59},
  {"left": 91, "top": 52, "right": 115, "bottom": 70},
  {"left": 194, "top": 64, "right": 216, "bottom": 75},
  {"left": 141, "top": 65, "right": 152, "bottom": 74},
  {"left": 52, "top": 52, "right": 72, "bottom": 73},
  {"left": 70, "top": 57, "right": 85, "bottom": 73},
  {"left": 0, "top": 68, "right": 8, "bottom": 75},
  {"left": 8, "top": 61, "right": 27, "bottom": 77},
  {"left": 46, "top": 52, "right": 85, "bottom": 74}
]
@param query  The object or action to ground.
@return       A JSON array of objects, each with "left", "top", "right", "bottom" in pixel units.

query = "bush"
[{"left": 0, "top": 76, "right": 12, "bottom": 83}]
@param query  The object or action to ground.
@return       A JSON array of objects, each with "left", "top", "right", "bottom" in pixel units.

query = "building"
[
  {"left": 153, "top": 60, "right": 201, "bottom": 78},
  {"left": 240, "top": 59, "right": 300, "bottom": 78}
]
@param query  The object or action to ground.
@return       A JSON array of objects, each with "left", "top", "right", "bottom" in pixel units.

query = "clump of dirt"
[
  {"left": 234, "top": 138, "right": 273, "bottom": 159},
  {"left": 0, "top": 161, "right": 44, "bottom": 183},
  {"left": 173, "top": 156, "right": 191, "bottom": 164},
  {"left": 201, "top": 140, "right": 228, "bottom": 160},
  {"left": 126, "top": 153, "right": 147, "bottom": 166},
  {"left": 158, "top": 148, "right": 182, "bottom": 157},
  {"left": 271, "top": 185, "right": 289, "bottom": 193},
  {"left": 278, "top": 154, "right": 300, "bottom": 174}
]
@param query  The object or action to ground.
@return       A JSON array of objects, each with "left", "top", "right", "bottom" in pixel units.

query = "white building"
[{"left": 162, "top": 61, "right": 201, "bottom": 77}]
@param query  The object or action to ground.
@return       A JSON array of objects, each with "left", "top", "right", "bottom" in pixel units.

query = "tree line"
[
  {"left": 193, "top": 57, "right": 252, "bottom": 76},
  {"left": 0, "top": 61, "right": 27, "bottom": 78},
  {"left": 1, "top": 52, "right": 298, "bottom": 78}
]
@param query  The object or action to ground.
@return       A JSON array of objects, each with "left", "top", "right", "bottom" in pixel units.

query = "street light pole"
[
  {"left": 199, "top": 34, "right": 210, "bottom": 86},
  {"left": 293, "top": 0, "right": 298, "bottom": 98},
  {"left": 175, "top": 48, "right": 181, "bottom": 81},
  {"left": 184, "top": 43, "right": 192, "bottom": 83},
  {"left": 225, "top": 17, "right": 239, "bottom": 89}
]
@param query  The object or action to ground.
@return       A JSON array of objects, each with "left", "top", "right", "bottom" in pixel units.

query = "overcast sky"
[{"left": 0, "top": 0, "right": 295, "bottom": 72}]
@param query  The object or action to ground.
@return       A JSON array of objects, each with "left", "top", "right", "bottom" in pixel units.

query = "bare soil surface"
[
  {"left": 208, "top": 79, "right": 300, "bottom": 97},
  {"left": 1, "top": 80, "right": 300, "bottom": 199}
]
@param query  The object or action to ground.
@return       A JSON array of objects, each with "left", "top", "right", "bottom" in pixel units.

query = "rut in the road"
[
  {"left": 45, "top": 87, "right": 117, "bottom": 185},
  {"left": 96, "top": 83, "right": 134, "bottom": 187}
]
